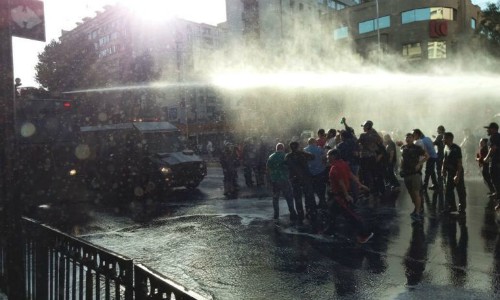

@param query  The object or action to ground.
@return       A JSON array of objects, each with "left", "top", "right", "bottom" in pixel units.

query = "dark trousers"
[
  {"left": 223, "top": 168, "right": 238, "bottom": 195},
  {"left": 436, "top": 156, "right": 444, "bottom": 183},
  {"left": 490, "top": 162, "right": 500, "bottom": 201},
  {"left": 311, "top": 169, "right": 327, "bottom": 207},
  {"left": 243, "top": 164, "right": 256, "bottom": 187},
  {"left": 291, "top": 179, "right": 317, "bottom": 221},
  {"left": 424, "top": 157, "right": 438, "bottom": 187},
  {"left": 360, "top": 156, "right": 385, "bottom": 196},
  {"left": 385, "top": 162, "right": 400, "bottom": 187},
  {"left": 271, "top": 180, "right": 297, "bottom": 220},
  {"left": 445, "top": 171, "right": 466, "bottom": 211},
  {"left": 327, "top": 192, "right": 369, "bottom": 237},
  {"left": 482, "top": 163, "right": 495, "bottom": 193}
]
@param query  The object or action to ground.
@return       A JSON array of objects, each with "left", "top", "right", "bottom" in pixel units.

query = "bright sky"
[{"left": 13, "top": 0, "right": 227, "bottom": 87}]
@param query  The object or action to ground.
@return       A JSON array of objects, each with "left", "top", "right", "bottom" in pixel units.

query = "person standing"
[
  {"left": 412, "top": 129, "right": 439, "bottom": 190},
  {"left": 325, "top": 149, "right": 373, "bottom": 243},
  {"left": 304, "top": 138, "right": 327, "bottom": 208},
  {"left": 206, "top": 140, "right": 214, "bottom": 159},
  {"left": 442, "top": 132, "right": 467, "bottom": 214},
  {"left": 483, "top": 122, "right": 500, "bottom": 210},
  {"left": 267, "top": 143, "right": 298, "bottom": 224},
  {"left": 219, "top": 143, "right": 240, "bottom": 199},
  {"left": 337, "top": 129, "right": 361, "bottom": 203},
  {"left": 317, "top": 129, "right": 327, "bottom": 148},
  {"left": 241, "top": 137, "right": 258, "bottom": 187},
  {"left": 400, "top": 133, "right": 429, "bottom": 222},
  {"left": 460, "top": 128, "right": 477, "bottom": 175},
  {"left": 358, "top": 120, "right": 385, "bottom": 198},
  {"left": 433, "top": 125, "right": 446, "bottom": 184},
  {"left": 477, "top": 138, "right": 495, "bottom": 197},
  {"left": 285, "top": 141, "right": 317, "bottom": 226},
  {"left": 325, "top": 129, "right": 337, "bottom": 149},
  {"left": 383, "top": 134, "right": 400, "bottom": 191}
]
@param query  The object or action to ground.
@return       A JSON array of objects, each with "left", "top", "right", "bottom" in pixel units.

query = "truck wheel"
[{"left": 185, "top": 181, "right": 200, "bottom": 190}]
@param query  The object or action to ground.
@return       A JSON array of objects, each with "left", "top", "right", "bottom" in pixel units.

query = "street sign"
[{"left": 10, "top": 0, "right": 45, "bottom": 41}]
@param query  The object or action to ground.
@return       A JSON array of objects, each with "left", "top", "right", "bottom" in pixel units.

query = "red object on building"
[{"left": 429, "top": 20, "right": 448, "bottom": 38}]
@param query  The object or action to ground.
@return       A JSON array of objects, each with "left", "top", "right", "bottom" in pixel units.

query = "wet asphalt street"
[{"left": 67, "top": 166, "right": 500, "bottom": 300}]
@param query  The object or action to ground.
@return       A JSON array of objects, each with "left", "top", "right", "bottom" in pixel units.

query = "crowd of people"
[{"left": 218, "top": 118, "right": 500, "bottom": 244}]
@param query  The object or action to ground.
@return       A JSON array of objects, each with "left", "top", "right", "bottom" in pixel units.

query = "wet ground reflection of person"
[
  {"left": 480, "top": 206, "right": 500, "bottom": 293},
  {"left": 492, "top": 227, "right": 500, "bottom": 294},
  {"left": 403, "top": 223, "right": 427, "bottom": 287},
  {"left": 441, "top": 217, "right": 468, "bottom": 288}
]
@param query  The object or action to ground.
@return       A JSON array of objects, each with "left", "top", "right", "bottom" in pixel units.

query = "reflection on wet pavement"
[{"left": 75, "top": 170, "right": 500, "bottom": 300}]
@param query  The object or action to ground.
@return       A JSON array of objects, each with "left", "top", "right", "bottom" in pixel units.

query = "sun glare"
[{"left": 120, "top": 0, "right": 185, "bottom": 21}]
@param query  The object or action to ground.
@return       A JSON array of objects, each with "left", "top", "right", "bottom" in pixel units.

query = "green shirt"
[{"left": 267, "top": 151, "right": 289, "bottom": 182}]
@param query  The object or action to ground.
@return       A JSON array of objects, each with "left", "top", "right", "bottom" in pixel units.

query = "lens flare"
[{"left": 20, "top": 122, "right": 36, "bottom": 138}]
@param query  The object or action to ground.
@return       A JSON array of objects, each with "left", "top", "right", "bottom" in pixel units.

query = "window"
[
  {"left": 317, "top": 0, "right": 324, "bottom": 4},
  {"left": 333, "top": 26, "right": 348, "bottom": 40},
  {"left": 290, "top": 0, "right": 295, "bottom": 9},
  {"left": 359, "top": 20, "right": 374, "bottom": 34},
  {"left": 402, "top": 43, "right": 422, "bottom": 61},
  {"left": 430, "top": 7, "right": 454, "bottom": 20},
  {"left": 378, "top": 16, "right": 390, "bottom": 29},
  {"left": 428, "top": 41, "right": 446, "bottom": 59},
  {"left": 99, "top": 35, "right": 110, "bottom": 46},
  {"left": 299, "top": 3, "right": 303, "bottom": 10},
  {"left": 358, "top": 16, "right": 390, "bottom": 34},
  {"left": 402, "top": 7, "right": 456, "bottom": 24},
  {"left": 415, "top": 8, "right": 428, "bottom": 22},
  {"left": 327, "top": 0, "right": 335, "bottom": 9},
  {"left": 471, "top": 18, "right": 476, "bottom": 29}
]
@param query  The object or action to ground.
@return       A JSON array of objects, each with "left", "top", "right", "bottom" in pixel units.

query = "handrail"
[{"left": 0, "top": 217, "right": 207, "bottom": 300}]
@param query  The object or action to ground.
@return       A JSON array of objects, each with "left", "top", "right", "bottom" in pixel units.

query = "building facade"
[
  {"left": 226, "top": 0, "right": 357, "bottom": 51},
  {"left": 59, "top": 4, "right": 227, "bottom": 132},
  {"left": 330, "top": 0, "right": 482, "bottom": 60}
]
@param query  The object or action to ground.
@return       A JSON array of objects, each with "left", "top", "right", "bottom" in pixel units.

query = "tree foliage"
[
  {"left": 35, "top": 39, "right": 103, "bottom": 92},
  {"left": 477, "top": 2, "right": 500, "bottom": 57}
]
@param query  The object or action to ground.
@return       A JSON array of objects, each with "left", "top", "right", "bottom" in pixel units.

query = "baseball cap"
[{"left": 484, "top": 122, "right": 499, "bottom": 130}]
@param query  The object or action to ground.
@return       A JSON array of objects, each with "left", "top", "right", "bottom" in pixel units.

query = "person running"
[
  {"left": 324, "top": 149, "right": 373, "bottom": 243},
  {"left": 442, "top": 132, "right": 467, "bottom": 215},
  {"left": 267, "top": 143, "right": 298, "bottom": 224},
  {"left": 400, "top": 133, "right": 429, "bottom": 222}
]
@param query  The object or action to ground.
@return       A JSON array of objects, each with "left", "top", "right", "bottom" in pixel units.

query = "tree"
[
  {"left": 477, "top": 2, "right": 500, "bottom": 57},
  {"left": 35, "top": 38, "right": 105, "bottom": 92}
]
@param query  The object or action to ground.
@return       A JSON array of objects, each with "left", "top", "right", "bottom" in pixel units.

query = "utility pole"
[
  {"left": 375, "top": 0, "right": 381, "bottom": 63},
  {"left": 0, "top": 0, "right": 25, "bottom": 298}
]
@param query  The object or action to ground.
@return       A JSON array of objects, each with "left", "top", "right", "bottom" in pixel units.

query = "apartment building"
[
  {"left": 59, "top": 4, "right": 226, "bottom": 127},
  {"left": 225, "top": 0, "right": 357, "bottom": 51},
  {"left": 330, "top": 0, "right": 482, "bottom": 60}
]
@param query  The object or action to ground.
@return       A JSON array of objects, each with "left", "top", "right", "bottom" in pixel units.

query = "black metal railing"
[{"left": 0, "top": 217, "right": 206, "bottom": 300}]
